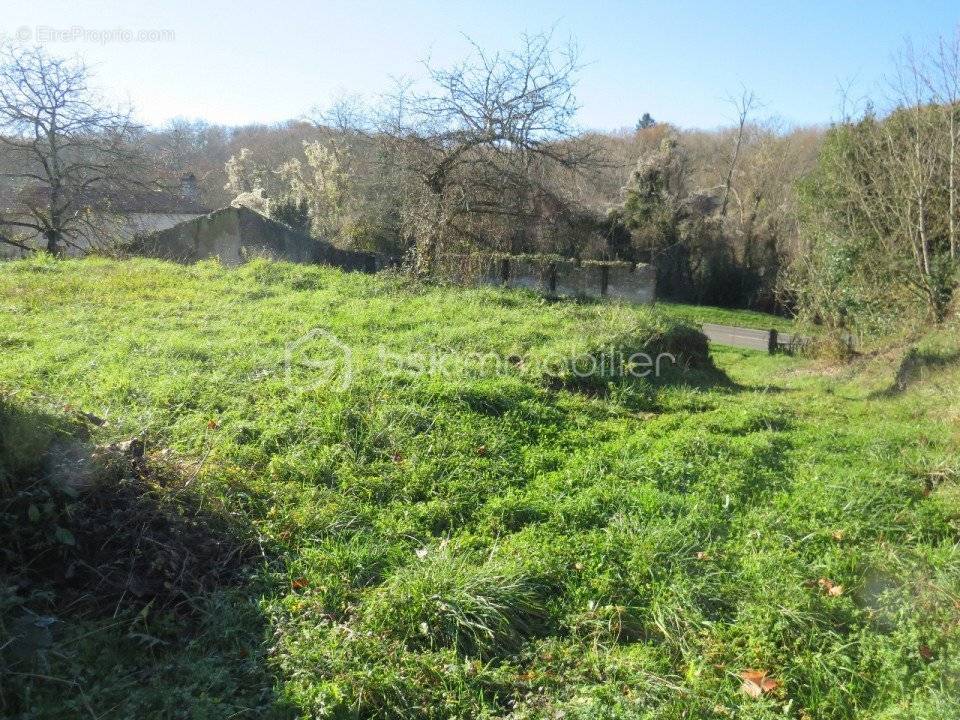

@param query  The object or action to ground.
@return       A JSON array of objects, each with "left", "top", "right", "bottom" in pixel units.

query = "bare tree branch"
[{"left": 0, "top": 44, "right": 150, "bottom": 254}]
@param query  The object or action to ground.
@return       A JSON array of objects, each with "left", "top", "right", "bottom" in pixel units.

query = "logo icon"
[{"left": 284, "top": 328, "right": 353, "bottom": 392}]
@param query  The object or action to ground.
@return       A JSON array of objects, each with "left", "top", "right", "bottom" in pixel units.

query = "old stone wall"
[
  {"left": 438, "top": 253, "right": 656, "bottom": 304},
  {"left": 133, "top": 206, "right": 376, "bottom": 272},
  {"left": 605, "top": 262, "right": 655, "bottom": 303}
]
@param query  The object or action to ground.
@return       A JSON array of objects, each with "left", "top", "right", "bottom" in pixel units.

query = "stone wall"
[
  {"left": 553, "top": 259, "right": 590, "bottom": 297},
  {"left": 439, "top": 253, "right": 656, "bottom": 304},
  {"left": 604, "top": 262, "right": 656, "bottom": 303},
  {"left": 507, "top": 257, "right": 551, "bottom": 292},
  {"left": 132, "top": 206, "right": 376, "bottom": 272}
]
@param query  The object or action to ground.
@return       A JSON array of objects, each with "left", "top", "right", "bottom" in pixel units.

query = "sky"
[{"left": 3, "top": 0, "right": 960, "bottom": 132}]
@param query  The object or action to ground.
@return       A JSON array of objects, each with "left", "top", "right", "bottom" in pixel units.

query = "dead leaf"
[
  {"left": 207, "top": 419, "right": 220, "bottom": 430},
  {"left": 739, "top": 669, "right": 780, "bottom": 698},
  {"left": 695, "top": 551, "right": 710, "bottom": 561},
  {"left": 475, "top": 445, "right": 487, "bottom": 456},
  {"left": 919, "top": 644, "right": 934, "bottom": 662},
  {"left": 817, "top": 577, "right": 844, "bottom": 596},
  {"left": 291, "top": 577, "right": 308, "bottom": 590},
  {"left": 831, "top": 530, "right": 845, "bottom": 542}
]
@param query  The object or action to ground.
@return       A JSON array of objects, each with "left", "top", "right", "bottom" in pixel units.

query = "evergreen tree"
[{"left": 635, "top": 112, "right": 656, "bottom": 130}]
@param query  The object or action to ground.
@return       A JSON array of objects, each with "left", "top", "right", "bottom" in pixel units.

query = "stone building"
[{"left": 132, "top": 205, "right": 377, "bottom": 272}]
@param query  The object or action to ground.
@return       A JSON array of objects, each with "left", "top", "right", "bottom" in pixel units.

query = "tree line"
[{"left": 2, "top": 29, "right": 959, "bottom": 334}]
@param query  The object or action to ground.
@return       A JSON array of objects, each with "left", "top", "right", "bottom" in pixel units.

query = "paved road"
[
  {"left": 701, "top": 322, "right": 859, "bottom": 354},
  {"left": 701, "top": 323, "right": 776, "bottom": 351},
  {"left": 700, "top": 322, "right": 809, "bottom": 353}
]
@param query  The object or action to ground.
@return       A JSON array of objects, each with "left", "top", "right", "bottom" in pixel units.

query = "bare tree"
[
  {"left": 791, "top": 38, "right": 958, "bottom": 329},
  {"left": 718, "top": 88, "right": 758, "bottom": 218},
  {"left": 0, "top": 45, "right": 149, "bottom": 254},
  {"left": 927, "top": 29, "right": 960, "bottom": 261},
  {"left": 375, "top": 32, "right": 596, "bottom": 272}
]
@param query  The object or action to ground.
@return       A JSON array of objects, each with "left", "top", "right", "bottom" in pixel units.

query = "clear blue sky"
[{"left": 7, "top": 1, "right": 960, "bottom": 130}]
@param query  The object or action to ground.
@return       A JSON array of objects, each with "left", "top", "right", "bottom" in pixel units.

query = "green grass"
[
  {"left": 657, "top": 300, "right": 796, "bottom": 332},
  {"left": 1, "top": 256, "right": 958, "bottom": 719}
]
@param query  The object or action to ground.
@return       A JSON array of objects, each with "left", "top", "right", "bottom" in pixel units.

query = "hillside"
[{"left": 1, "top": 257, "right": 958, "bottom": 720}]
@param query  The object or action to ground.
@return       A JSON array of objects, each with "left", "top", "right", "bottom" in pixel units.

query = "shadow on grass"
[
  {"left": 548, "top": 348, "right": 791, "bottom": 398},
  {"left": 0, "top": 396, "right": 297, "bottom": 719},
  {"left": 541, "top": 323, "right": 755, "bottom": 394},
  {"left": 665, "top": 366, "right": 794, "bottom": 396},
  {"left": 870, "top": 347, "right": 960, "bottom": 398}
]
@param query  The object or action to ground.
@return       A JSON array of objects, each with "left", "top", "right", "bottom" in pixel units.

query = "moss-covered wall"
[{"left": 437, "top": 253, "right": 656, "bottom": 303}]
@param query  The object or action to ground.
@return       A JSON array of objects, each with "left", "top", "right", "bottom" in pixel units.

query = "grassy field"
[
  {"left": 1, "top": 257, "right": 958, "bottom": 719},
  {"left": 655, "top": 301, "right": 796, "bottom": 333}
]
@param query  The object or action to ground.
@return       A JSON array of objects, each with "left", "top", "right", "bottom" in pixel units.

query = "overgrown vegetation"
[
  {"left": 609, "top": 116, "right": 815, "bottom": 312},
  {"left": 785, "top": 34, "right": 960, "bottom": 333},
  {"left": 2, "top": 257, "right": 958, "bottom": 718}
]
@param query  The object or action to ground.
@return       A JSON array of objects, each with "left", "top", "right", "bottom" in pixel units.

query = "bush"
[
  {"left": 797, "top": 329, "right": 857, "bottom": 362},
  {"left": 537, "top": 317, "right": 712, "bottom": 395}
]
